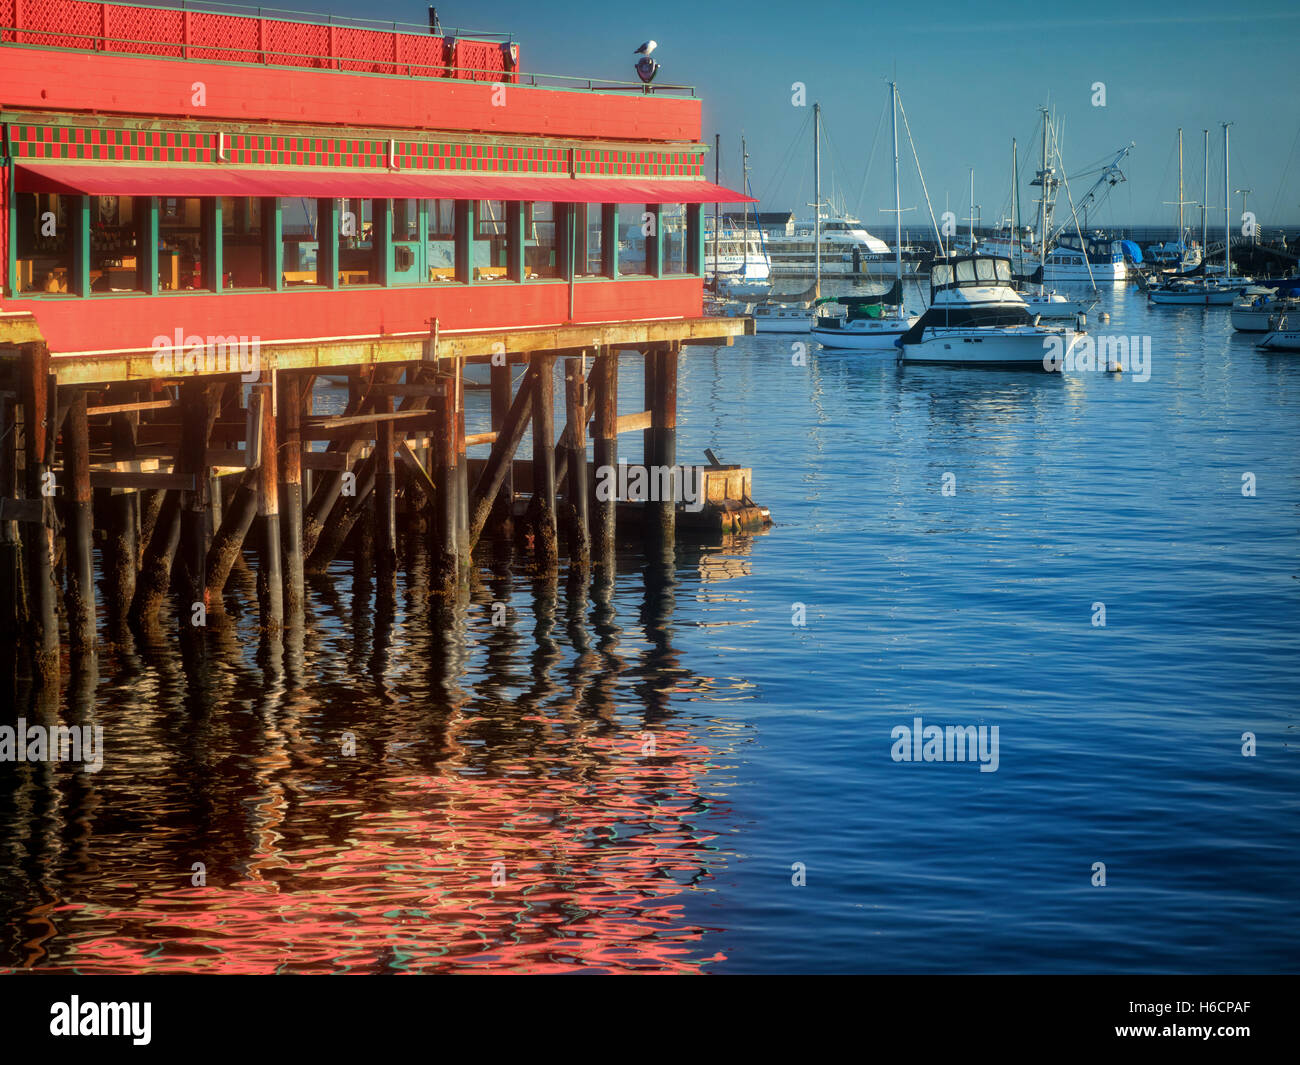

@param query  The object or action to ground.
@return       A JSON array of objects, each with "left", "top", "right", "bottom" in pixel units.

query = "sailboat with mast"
[
  {"left": 1149, "top": 123, "right": 1248, "bottom": 305},
  {"left": 811, "top": 82, "right": 918, "bottom": 350}
]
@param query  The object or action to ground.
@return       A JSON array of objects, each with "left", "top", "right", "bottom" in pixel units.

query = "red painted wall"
[
  {"left": 0, "top": 49, "right": 702, "bottom": 143},
  {"left": 4, "top": 278, "right": 705, "bottom": 356}
]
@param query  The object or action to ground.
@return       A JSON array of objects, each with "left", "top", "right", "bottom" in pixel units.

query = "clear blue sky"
[{"left": 310, "top": 0, "right": 1300, "bottom": 229}]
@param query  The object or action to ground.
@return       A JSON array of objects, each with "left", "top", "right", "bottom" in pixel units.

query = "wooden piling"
[
  {"left": 489, "top": 358, "right": 514, "bottom": 536},
  {"left": 131, "top": 489, "right": 181, "bottom": 624},
  {"left": 279, "top": 372, "right": 306, "bottom": 615},
  {"left": 19, "top": 342, "right": 59, "bottom": 679},
  {"left": 178, "top": 379, "right": 219, "bottom": 625},
  {"left": 469, "top": 364, "right": 535, "bottom": 549},
  {"left": 591, "top": 351, "right": 619, "bottom": 581},
  {"left": 62, "top": 388, "right": 96, "bottom": 663},
  {"left": 206, "top": 469, "right": 259, "bottom": 598},
  {"left": 563, "top": 355, "right": 590, "bottom": 569},
  {"left": 650, "top": 343, "right": 678, "bottom": 547},
  {"left": 430, "top": 377, "right": 458, "bottom": 596},
  {"left": 531, "top": 354, "right": 558, "bottom": 569},
  {"left": 256, "top": 376, "right": 283, "bottom": 631},
  {"left": 374, "top": 387, "right": 397, "bottom": 578},
  {"left": 106, "top": 402, "right": 139, "bottom": 628}
]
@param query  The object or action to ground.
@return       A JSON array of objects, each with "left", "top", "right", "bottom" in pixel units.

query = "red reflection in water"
[{"left": 14, "top": 732, "right": 728, "bottom": 974}]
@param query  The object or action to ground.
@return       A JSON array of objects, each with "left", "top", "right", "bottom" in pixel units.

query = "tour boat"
[{"left": 896, "top": 255, "right": 1083, "bottom": 368}]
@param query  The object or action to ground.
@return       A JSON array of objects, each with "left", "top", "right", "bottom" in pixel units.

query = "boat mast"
[
  {"left": 814, "top": 102, "right": 822, "bottom": 299},
  {"left": 1201, "top": 128, "right": 1208, "bottom": 254},
  {"left": 1177, "top": 128, "right": 1184, "bottom": 242},
  {"left": 1039, "top": 107, "right": 1049, "bottom": 285},
  {"left": 968, "top": 167, "right": 975, "bottom": 250},
  {"left": 1223, "top": 122, "right": 1232, "bottom": 280},
  {"left": 742, "top": 135, "right": 751, "bottom": 279},
  {"left": 891, "top": 81, "right": 901, "bottom": 287},
  {"left": 713, "top": 132, "right": 720, "bottom": 290}
]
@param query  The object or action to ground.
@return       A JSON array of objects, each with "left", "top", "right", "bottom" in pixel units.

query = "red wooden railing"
[{"left": 0, "top": 0, "right": 520, "bottom": 82}]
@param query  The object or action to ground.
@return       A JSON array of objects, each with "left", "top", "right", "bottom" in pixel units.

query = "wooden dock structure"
[{"left": 0, "top": 0, "right": 773, "bottom": 684}]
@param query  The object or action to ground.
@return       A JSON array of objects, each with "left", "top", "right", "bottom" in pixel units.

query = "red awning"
[{"left": 14, "top": 163, "right": 755, "bottom": 203}]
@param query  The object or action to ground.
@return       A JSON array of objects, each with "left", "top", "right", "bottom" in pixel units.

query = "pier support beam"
[
  {"left": 62, "top": 388, "right": 96, "bottom": 665},
  {"left": 256, "top": 377, "right": 283, "bottom": 632},
  {"left": 531, "top": 354, "right": 558, "bottom": 570},
  {"left": 19, "top": 343, "right": 59, "bottom": 680},
  {"left": 206, "top": 469, "right": 258, "bottom": 599},
  {"left": 591, "top": 351, "right": 618, "bottom": 581},
  {"left": 563, "top": 355, "right": 590, "bottom": 570}
]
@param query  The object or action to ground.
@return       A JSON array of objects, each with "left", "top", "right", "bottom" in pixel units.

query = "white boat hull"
[
  {"left": 812, "top": 316, "right": 918, "bottom": 350},
  {"left": 1259, "top": 330, "right": 1300, "bottom": 352},
  {"left": 1149, "top": 287, "right": 1239, "bottom": 306},
  {"left": 1043, "top": 260, "right": 1127, "bottom": 282},
  {"left": 900, "top": 326, "right": 1081, "bottom": 367}
]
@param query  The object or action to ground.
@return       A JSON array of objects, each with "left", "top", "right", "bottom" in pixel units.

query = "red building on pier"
[{"left": 1, "top": 0, "right": 748, "bottom": 353}]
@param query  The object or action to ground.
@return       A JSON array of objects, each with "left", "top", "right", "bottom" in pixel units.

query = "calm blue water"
[{"left": 2, "top": 282, "right": 1297, "bottom": 973}]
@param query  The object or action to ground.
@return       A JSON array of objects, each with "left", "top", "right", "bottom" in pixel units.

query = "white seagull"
[{"left": 634, "top": 40, "right": 657, "bottom": 55}]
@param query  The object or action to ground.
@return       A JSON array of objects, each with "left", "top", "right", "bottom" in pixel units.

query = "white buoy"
[{"left": 1099, "top": 311, "right": 1110, "bottom": 324}]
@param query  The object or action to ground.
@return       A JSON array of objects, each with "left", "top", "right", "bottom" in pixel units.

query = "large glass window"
[
  {"left": 90, "top": 195, "right": 144, "bottom": 293},
  {"left": 13, "top": 193, "right": 72, "bottom": 294},
  {"left": 575, "top": 203, "right": 604, "bottom": 277},
  {"left": 339, "top": 198, "right": 375, "bottom": 285},
  {"left": 474, "top": 200, "right": 510, "bottom": 281},
  {"left": 618, "top": 203, "right": 651, "bottom": 276},
  {"left": 524, "top": 202, "right": 559, "bottom": 279},
  {"left": 157, "top": 197, "right": 205, "bottom": 290},
  {"left": 424, "top": 199, "right": 456, "bottom": 282},
  {"left": 660, "top": 203, "right": 688, "bottom": 275},
  {"left": 221, "top": 196, "right": 265, "bottom": 289},
  {"left": 280, "top": 198, "right": 319, "bottom": 286},
  {"left": 389, "top": 198, "right": 421, "bottom": 285}
]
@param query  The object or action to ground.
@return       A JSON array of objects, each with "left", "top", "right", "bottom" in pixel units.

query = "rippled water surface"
[{"left": 2, "top": 283, "right": 1297, "bottom": 973}]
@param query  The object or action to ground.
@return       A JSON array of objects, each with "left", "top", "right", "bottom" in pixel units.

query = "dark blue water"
[{"left": 1, "top": 282, "right": 1296, "bottom": 973}]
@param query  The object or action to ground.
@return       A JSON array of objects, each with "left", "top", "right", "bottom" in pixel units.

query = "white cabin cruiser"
[{"left": 896, "top": 255, "right": 1084, "bottom": 368}]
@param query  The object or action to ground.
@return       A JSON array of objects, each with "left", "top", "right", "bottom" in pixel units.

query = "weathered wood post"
[
  {"left": 62, "top": 387, "right": 96, "bottom": 664},
  {"left": 591, "top": 350, "right": 618, "bottom": 581},
  {"left": 531, "top": 354, "right": 558, "bottom": 569},
  {"left": 563, "top": 355, "right": 590, "bottom": 569},
  {"left": 279, "top": 372, "right": 306, "bottom": 617},
  {"left": 431, "top": 376, "right": 458, "bottom": 596},
  {"left": 178, "top": 379, "right": 219, "bottom": 629},
  {"left": 256, "top": 373, "right": 283, "bottom": 631},
  {"left": 19, "top": 342, "right": 59, "bottom": 679},
  {"left": 649, "top": 343, "right": 679, "bottom": 548},
  {"left": 106, "top": 401, "right": 140, "bottom": 629}
]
